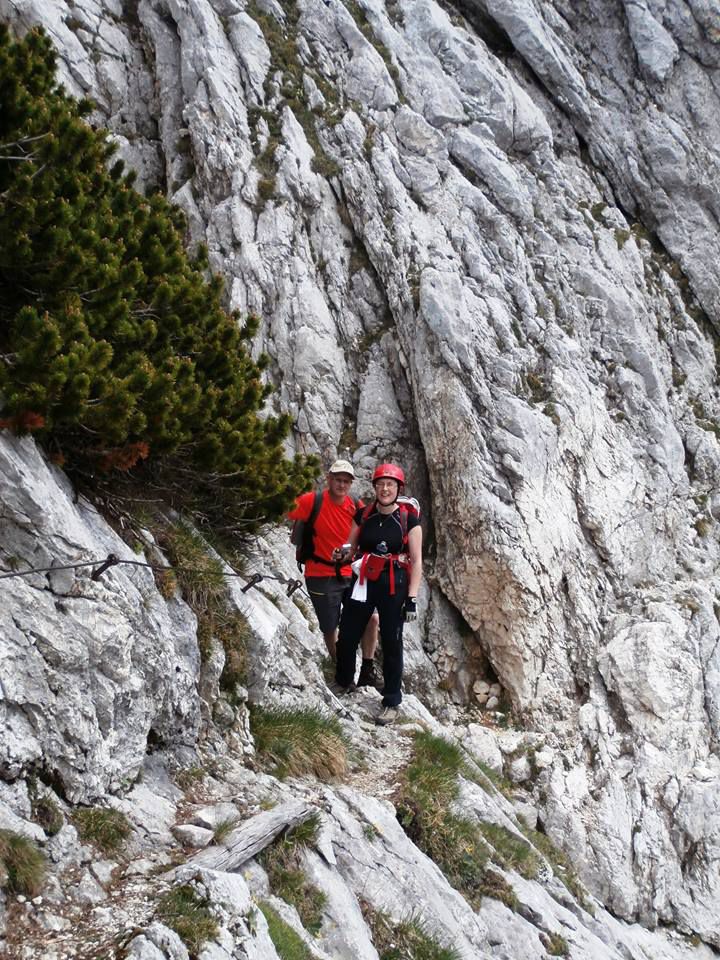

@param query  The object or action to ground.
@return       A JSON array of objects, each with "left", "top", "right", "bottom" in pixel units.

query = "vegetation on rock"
[
  {"left": 28, "top": 779, "right": 63, "bottom": 836},
  {"left": 73, "top": 806, "right": 131, "bottom": 855},
  {"left": 362, "top": 903, "right": 462, "bottom": 960},
  {"left": 158, "top": 521, "right": 249, "bottom": 693},
  {"left": 259, "top": 901, "right": 313, "bottom": 960},
  {"left": 0, "top": 25, "right": 316, "bottom": 532},
  {"left": 212, "top": 816, "right": 240, "bottom": 845},
  {"left": 466, "top": 754, "right": 514, "bottom": 798},
  {"left": 395, "top": 731, "right": 527, "bottom": 912},
  {"left": 518, "top": 817, "right": 594, "bottom": 914},
  {"left": 0, "top": 829, "right": 46, "bottom": 896},
  {"left": 156, "top": 883, "right": 219, "bottom": 955},
  {"left": 259, "top": 816, "right": 326, "bottom": 936},
  {"left": 395, "top": 732, "right": 490, "bottom": 907},
  {"left": 250, "top": 707, "right": 348, "bottom": 780},
  {"left": 246, "top": 0, "right": 341, "bottom": 194},
  {"left": 544, "top": 931, "right": 570, "bottom": 956},
  {"left": 477, "top": 821, "right": 541, "bottom": 879}
]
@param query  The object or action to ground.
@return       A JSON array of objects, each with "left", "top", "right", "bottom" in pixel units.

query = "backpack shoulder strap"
[
  {"left": 294, "top": 490, "right": 324, "bottom": 572},
  {"left": 309, "top": 490, "right": 324, "bottom": 524},
  {"left": 399, "top": 504, "right": 409, "bottom": 548},
  {"left": 360, "top": 501, "right": 375, "bottom": 524},
  {"left": 303, "top": 490, "right": 323, "bottom": 550}
]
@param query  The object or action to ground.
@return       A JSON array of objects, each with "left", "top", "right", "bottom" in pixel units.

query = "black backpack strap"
[
  {"left": 310, "top": 490, "right": 323, "bottom": 524},
  {"left": 306, "top": 490, "right": 323, "bottom": 551},
  {"left": 306, "top": 494, "right": 361, "bottom": 580},
  {"left": 297, "top": 490, "right": 323, "bottom": 572}
]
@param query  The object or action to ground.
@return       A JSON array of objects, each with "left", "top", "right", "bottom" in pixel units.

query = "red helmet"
[{"left": 372, "top": 463, "right": 405, "bottom": 487}]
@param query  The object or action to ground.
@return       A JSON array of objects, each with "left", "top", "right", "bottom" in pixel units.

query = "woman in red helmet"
[{"left": 331, "top": 463, "right": 422, "bottom": 725}]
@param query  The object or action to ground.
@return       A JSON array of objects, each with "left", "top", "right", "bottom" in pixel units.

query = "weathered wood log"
[{"left": 188, "top": 799, "right": 317, "bottom": 871}]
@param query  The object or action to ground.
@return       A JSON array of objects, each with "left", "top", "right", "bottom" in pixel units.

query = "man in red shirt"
[{"left": 288, "top": 460, "right": 379, "bottom": 686}]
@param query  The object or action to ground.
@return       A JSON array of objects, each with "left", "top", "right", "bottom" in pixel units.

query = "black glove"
[{"left": 404, "top": 597, "right": 417, "bottom": 623}]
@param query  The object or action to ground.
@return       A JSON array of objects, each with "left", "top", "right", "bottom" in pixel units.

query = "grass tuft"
[
  {"left": 250, "top": 707, "right": 348, "bottom": 781},
  {"left": 478, "top": 868, "right": 518, "bottom": 911},
  {"left": 695, "top": 517, "right": 712, "bottom": 537},
  {"left": 258, "top": 175, "right": 277, "bottom": 202},
  {"left": 31, "top": 793, "right": 63, "bottom": 836},
  {"left": 259, "top": 901, "right": 312, "bottom": 959},
  {"left": 363, "top": 903, "right": 462, "bottom": 960},
  {"left": 477, "top": 822, "right": 542, "bottom": 879},
  {"left": 73, "top": 806, "right": 131, "bottom": 855},
  {"left": 213, "top": 817, "right": 240, "bottom": 844},
  {"left": 260, "top": 816, "right": 326, "bottom": 936},
  {"left": 175, "top": 765, "right": 206, "bottom": 791},
  {"left": 156, "top": 884, "right": 219, "bottom": 955},
  {"left": 464, "top": 754, "right": 514, "bottom": 799},
  {"left": 544, "top": 931, "right": 570, "bottom": 956},
  {"left": 0, "top": 830, "right": 46, "bottom": 896}
]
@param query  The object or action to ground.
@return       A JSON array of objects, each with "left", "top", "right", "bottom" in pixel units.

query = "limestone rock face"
[
  {"left": 0, "top": 435, "right": 201, "bottom": 803},
  {"left": 1, "top": 0, "right": 720, "bottom": 947}
]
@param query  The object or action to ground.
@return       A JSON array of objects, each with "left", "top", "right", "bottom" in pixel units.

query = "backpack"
[
  {"left": 290, "top": 491, "right": 323, "bottom": 571},
  {"left": 291, "top": 492, "right": 361, "bottom": 572}
]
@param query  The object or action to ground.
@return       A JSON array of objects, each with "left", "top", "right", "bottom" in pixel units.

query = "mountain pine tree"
[{"left": 0, "top": 25, "right": 317, "bottom": 528}]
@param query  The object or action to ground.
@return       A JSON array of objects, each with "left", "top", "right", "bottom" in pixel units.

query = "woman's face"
[{"left": 374, "top": 478, "right": 399, "bottom": 505}]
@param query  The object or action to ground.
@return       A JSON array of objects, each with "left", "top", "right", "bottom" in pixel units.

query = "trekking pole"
[{"left": 320, "top": 684, "right": 354, "bottom": 720}]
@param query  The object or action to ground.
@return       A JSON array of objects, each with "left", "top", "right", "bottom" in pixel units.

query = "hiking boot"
[
  {"left": 329, "top": 679, "right": 356, "bottom": 696},
  {"left": 356, "top": 659, "right": 382, "bottom": 690},
  {"left": 375, "top": 705, "right": 399, "bottom": 726}
]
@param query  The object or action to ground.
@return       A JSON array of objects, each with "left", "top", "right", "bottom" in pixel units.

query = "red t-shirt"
[{"left": 288, "top": 490, "right": 361, "bottom": 577}]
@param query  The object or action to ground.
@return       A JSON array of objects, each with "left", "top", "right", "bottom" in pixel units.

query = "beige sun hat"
[{"left": 328, "top": 459, "right": 355, "bottom": 477}]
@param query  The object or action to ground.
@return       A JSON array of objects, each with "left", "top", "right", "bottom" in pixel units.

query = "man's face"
[{"left": 327, "top": 472, "right": 354, "bottom": 497}]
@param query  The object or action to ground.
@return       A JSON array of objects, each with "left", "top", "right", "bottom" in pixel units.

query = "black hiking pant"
[{"left": 336, "top": 566, "right": 407, "bottom": 707}]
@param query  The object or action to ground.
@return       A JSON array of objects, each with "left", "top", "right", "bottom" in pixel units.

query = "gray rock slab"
[
  {"left": 171, "top": 824, "right": 214, "bottom": 848},
  {"left": 190, "top": 802, "right": 241, "bottom": 830}
]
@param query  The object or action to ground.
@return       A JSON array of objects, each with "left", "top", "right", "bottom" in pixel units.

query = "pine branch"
[{"left": 0, "top": 133, "right": 50, "bottom": 151}]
